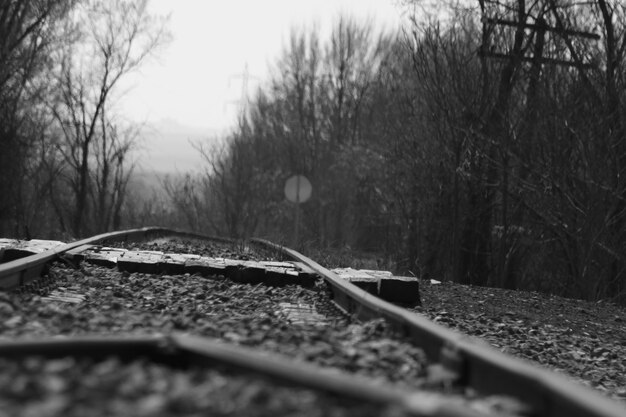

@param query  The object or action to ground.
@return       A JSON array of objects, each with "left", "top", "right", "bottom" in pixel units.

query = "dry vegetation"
[
  {"left": 415, "top": 278, "right": 626, "bottom": 403},
  {"left": 3, "top": 1, "right": 626, "bottom": 304}
]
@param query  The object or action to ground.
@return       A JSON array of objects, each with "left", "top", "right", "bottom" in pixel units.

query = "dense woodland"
[{"left": 2, "top": 0, "right": 626, "bottom": 304}]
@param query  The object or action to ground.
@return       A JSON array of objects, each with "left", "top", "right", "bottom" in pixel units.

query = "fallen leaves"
[{"left": 414, "top": 279, "right": 626, "bottom": 403}]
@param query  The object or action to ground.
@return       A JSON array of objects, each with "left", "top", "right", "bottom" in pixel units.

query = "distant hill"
[
  {"left": 125, "top": 170, "right": 191, "bottom": 209},
  {"left": 127, "top": 170, "right": 168, "bottom": 201},
  {"left": 133, "top": 118, "right": 222, "bottom": 173}
]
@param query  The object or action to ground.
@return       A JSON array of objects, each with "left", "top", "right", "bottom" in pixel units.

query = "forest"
[{"left": 2, "top": 0, "right": 626, "bottom": 304}]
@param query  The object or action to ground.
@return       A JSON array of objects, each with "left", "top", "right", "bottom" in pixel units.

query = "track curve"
[
  {"left": 251, "top": 237, "right": 626, "bottom": 417},
  {"left": 0, "top": 228, "right": 623, "bottom": 417}
]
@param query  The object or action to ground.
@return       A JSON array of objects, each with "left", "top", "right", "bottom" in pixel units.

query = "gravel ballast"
[
  {"left": 115, "top": 237, "right": 279, "bottom": 262},
  {"left": 0, "top": 263, "right": 430, "bottom": 389},
  {"left": 0, "top": 355, "right": 395, "bottom": 417},
  {"left": 414, "top": 279, "right": 626, "bottom": 403},
  {"left": 4, "top": 235, "right": 623, "bottom": 413}
]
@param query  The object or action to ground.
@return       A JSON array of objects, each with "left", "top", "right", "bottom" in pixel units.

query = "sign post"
[{"left": 284, "top": 175, "right": 312, "bottom": 247}]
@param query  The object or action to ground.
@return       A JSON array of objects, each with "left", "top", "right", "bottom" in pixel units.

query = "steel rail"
[
  {"left": 0, "top": 227, "right": 480, "bottom": 417},
  {"left": 0, "top": 227, "right": 234, "bottom": 289},
  {"left": 250, "top": 238, "right": 626, "bottom": 417},
  {"left": 0, "top": 334, "right": 483, "bottom": 417},
  {"left": 1, "top": 228, "right": 624, "bottom": 416}
]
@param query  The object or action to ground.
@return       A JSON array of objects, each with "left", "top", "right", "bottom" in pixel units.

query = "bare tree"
[
  {"left": 319, "top": 16, "right": 391, "bottom": 246},
  {"left": 395, "top": 0, "right": 626, "bottom": 302},
  {"left": 162, "top": 172, "right": 208, "bottom": 233},
  {"left": 91, "top": 117, "right": 138, "bottom": 232},
  {"left": 0, "top": 0, "right": 74, "bottom": 236},
  {"left": 50, "top": 0, "right": 169, "bottom": 236}
]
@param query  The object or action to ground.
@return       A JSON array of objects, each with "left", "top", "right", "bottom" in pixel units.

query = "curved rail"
[
  {"left": 250, "top": 238, "right": 626, "bottom": 417},
  {"left": 1, "top": 228, "right": 624, "bottom": 417},
  {"left": 0, "top": 227, "right": 233, "bottom": 289},
  {"left": 0, "top": 334, "right": 482, "bottom": 417}
]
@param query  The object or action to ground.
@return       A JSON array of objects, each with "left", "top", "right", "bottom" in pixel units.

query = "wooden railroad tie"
[
  {"left": 332, "top": 268, "right": 421, "bottom": 305},
  {"left": 64, "top": 246, "right": 319, "bottom": 287},
  {"left": 1, "top": 238, "right": 419, "bottom": 303},
  {"left": 0, "top": 239, "right": 65, "bottom": 263}
]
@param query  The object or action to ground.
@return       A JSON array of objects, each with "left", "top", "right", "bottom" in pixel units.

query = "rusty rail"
[
  {"left": 0, "top": 228, "right": 623, "bottom": 417},
  {"left": 0, "top": 334, "right": 484, "bottom": 417},
  {"left": 251, "top": 238, "right": 626, "bottom": 417},
  {"left": 0, "top": 227, "right": 233, "bottom": 289}
]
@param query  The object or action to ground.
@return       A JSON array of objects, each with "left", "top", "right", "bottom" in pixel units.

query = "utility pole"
[
  {"left": 227, "top": 63, "right": 259, "bottom": 116},
  {"left": 478, "top": 0, "right": 600, "bottom": 69},
  {"left": 475, "top": 0, "right": 600, "bottom": 289}
]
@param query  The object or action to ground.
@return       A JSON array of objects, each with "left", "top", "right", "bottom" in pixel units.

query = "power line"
[
  {"left": 482, "top": 17, "right": 600, "bottom": 40},
  {"left": 227, "top": 63, "right": 260, "bottom": 113},
  {"left": 478, "top": 50, "right": 596, "bottom": 69},
  {"left": 480, "top": 8, "right": 599, "bottom": 69}
]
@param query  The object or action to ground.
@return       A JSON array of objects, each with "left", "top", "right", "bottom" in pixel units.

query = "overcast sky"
[
  {"left": 122, "top": 0, "right": 404, "bottom": 130},
  {"left": 121, "top": 0, "right": 405, "bottom": 172}
]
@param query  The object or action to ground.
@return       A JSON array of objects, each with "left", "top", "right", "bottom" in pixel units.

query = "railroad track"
[{"left": 0, "top": 227, "right": 624, "bottom": 417}]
